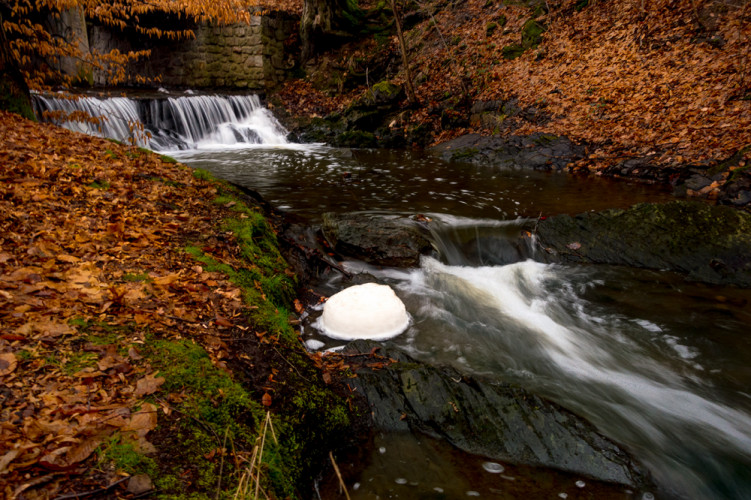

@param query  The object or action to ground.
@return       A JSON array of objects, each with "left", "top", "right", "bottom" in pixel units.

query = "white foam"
[
  {"left": 304, "top": 339, "right": 325, "bottom": 351},
  {"left": 317, "top": 283, "right": 410, "bottom": 340}
]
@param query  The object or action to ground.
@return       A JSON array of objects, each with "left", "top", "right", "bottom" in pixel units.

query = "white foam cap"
[{"left": 319, "top": 283, "right": 410, "bottom": 340}]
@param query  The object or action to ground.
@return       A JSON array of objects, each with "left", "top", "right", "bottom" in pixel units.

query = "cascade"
[{"left": 32, "top": 93, "right": 289, "bottom": 151}]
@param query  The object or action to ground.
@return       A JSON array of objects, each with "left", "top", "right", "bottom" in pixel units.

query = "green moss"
[
  {"left": 709, "top": 144, "right": 751, "bottom": 177},
  {"left": 159, "top": 154, "right": 178, "bottom": 164},
  {"left": 137, "top": 337, "right": 300, "bottom": 498},
  {"left": 532, "top": 133, "right": 559, "bottom": 146},
  {"left": 0, "top": 79, "right": 35, "bottom": 121},
  {"left": 88, "top": 180, "right": 111, "bottom": 190},
  {"left": 146, "top": 338, "right": 261, "bottom": 439},
  {"left": 63, "top": 352, "right": 98, "bottom": 375},
  {"left": 183, "top": 194, "right": 296, "bottom": 341},
  {"left": 123, "top": 272, "right": 151, "bottom": 282},
  {"left": 105, "top": 149, "right": 119, "bottom": 159},
  {"left": 68, "top": 317, "right": 132, "bottom": 345},
  {"left": 192, "top": 168, "right": 216, "bottom": 182},
  {"left": 521, "top": 19, "right": 546, "bottom": 49},
  {"left": 502, "top": 43, "right": 526, "bottom": 59},
  {"left": 451, "top": 147, "right": 480, "bottom": 160},
  {"left": 100, "top": 434, "right": 158, "bottom": 476},
  {"left": 17, "top": 350, "right": 33, "bottom": 361},
  {"left": 486, "top": 22, "right": 498, "bottom": 36},
  {"left": 335, "top": 130, "right": 377, "bottom": 148}
]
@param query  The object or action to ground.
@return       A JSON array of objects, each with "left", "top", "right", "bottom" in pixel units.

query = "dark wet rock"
[
  {"left": 533, "top": 201, "right": 751, "bottom": 287},
  {"left": 684, "top": 173, "right": 713, "bottom": 191},
  {"left": 296, "top": 81, "right": 408, "bottom": 148},
  {"left": 344, "top": 340, "right": 649, "bottom": 487},
  {"left": 321, "top": 213, "right": 433, "bottom": 267},
  {"left": 427, "top": 132, "right": 584, "bottom": 171}
]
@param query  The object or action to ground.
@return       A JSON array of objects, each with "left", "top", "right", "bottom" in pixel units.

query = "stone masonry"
[{"left": 87, "top": 12, "right": 298, "bottom": 90}]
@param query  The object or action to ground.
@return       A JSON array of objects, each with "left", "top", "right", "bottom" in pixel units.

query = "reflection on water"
[
  {"left": 320, "top": 432, "right": 640, "bottom": 499},
  {"left": 170, "top": 145, "right": 674, "bottom": 222},
  {"left": 173, "top": 144, "right": 751, "bottom": 500}
]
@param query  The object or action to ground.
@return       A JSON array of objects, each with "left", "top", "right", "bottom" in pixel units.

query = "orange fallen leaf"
[
  {"left": 0, "top": 352, "right": 18, "bottom": 376},
  {"left": 134, "top": 374, "right": 166, "bottom": 397},
  {"left": 262, "top": 392, "right": 272, "bottom": 406}
]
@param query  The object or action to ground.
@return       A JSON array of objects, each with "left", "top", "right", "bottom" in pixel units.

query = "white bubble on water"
[
  {"left": 482, "top": 461, "right": 505, "bottom": 473},
  {"left": 352, "top": 482, "right": 360, "bottom": 490},
  {"left": 433, "top": 487, "right": 444, "bottom": 493},
  {"left": 395, "top": 478, "right": 407, "bottom": 485},
  {"left": 466, "top": 492, "right": 480, "bottom": 497},
  {"left": 642, "top": 493, "right": 655, "bottom": 500},
  {"left": 576, "top": 480, "right": 586, "bottom": 488},
  {"left": 558, "top": 494, "right": 568, "bottom": 499},
  {"left": 378, "top": 447, "right": 386, "bottom": 454}
]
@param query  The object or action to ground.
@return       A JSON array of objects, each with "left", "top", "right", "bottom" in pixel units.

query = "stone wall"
[{"left": 87, "top": 12, "right": 298, "bottom": 90}]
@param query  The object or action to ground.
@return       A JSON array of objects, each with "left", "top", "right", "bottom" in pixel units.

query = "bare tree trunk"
[
  {"left": 389, "top": 0, "right": 417, "bottom": 105},
  {"left": 0, "top": 10, "right": 34, "bottom": 120}
]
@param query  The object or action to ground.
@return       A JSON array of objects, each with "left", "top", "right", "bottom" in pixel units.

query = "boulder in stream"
[
  {"left": 533, "top": 200, "right": 751, "bottom": 287},
  {"left": 427, "top": 132, "right": 584, "bottom": 171},
  {"left": 344, "top": 340, "right": 649, "bottom": 488},
  {"left": 321, "top": 212, "right": 433, "bottom": 267}
]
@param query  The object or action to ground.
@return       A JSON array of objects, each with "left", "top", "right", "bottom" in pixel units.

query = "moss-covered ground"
[{"left": 0, "top": 110, "right": 356, "bottom": 499}]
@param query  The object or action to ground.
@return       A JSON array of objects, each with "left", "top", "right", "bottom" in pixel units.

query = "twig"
[
  {"left": 255, "top": 413, "right": 272, "bottom": 500},
  {"left": 154, "top": 396, "right": 223, "bottom": 446},
  {"left": 329, "top": 451, "right": 351, "bottom": 500},
  {"left": 533, "top": 211, "right": 543, "bottom": 235},
  {"left": 53, "top": 477, "right": 130, "bottom": 500},
  {"left": 215, "top": 425, "right": 230, "bottom": 500},
  {"left": 272, "top": 345, "right": 311, "bottom": 382}
]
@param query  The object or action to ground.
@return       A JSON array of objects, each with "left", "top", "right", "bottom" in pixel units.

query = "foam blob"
[{"left": 319, "top": 283, "right": 410, "bottom": 340}]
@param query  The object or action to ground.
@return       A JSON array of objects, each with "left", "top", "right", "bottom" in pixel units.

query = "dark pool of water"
[{"left": 171, "top": 145, "right": 675, "bottom": 222}]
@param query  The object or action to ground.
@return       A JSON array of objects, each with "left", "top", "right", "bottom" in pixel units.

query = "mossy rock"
[
  {"left": 502, "top": 44, "right": 526, "bottom": 59},
  {"left": 534, "top": 201, "right": 751, "bottom": 287},
  {"left": 521, "top": 19, "right": 546, "bottom": 49},
  {"left": 1, "top": 79, "right": 35, "bottom": 121},
  {"left": 334, "top": 130, "right": 378, "bottom": 148},
  {"left": 364, "top": 80, "right": 404, "bottom": 107}
]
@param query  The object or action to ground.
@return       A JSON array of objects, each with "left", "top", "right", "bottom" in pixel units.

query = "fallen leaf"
[
  {"left": 123, "top": 402, "right": 158, "bottom": 436},
  {"left": 0, "top": 449, "right": 20, "bottom": 474},
  {"left": 127, "top": 474, "right": 154, "bottom": 494},
  {"left": 65, "top": 437, "right": 102, "bottom": 465},
  {"left": 128, "top": 346, "right": 144, "bottom": 360},
  {"left": 0, "top": 352, "right": 18, "bottom": 376},
  {"left": 262, "top": 392, "right": 272, "bottom": 406},
  {"left": 134, "top": 374, "right": 166, "bottom": 397}
]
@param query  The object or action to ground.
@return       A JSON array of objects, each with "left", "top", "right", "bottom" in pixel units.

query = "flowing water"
[{"left": 38, "top": 93, "right": 751, "bottom": 499}]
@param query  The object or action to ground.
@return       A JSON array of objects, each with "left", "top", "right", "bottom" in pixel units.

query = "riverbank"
[
  {"left": 0, "top": 110, "right": 355, "bottom": 498},
  {"left": 273, "top": 0, "right": 751, "bottom": 205}
]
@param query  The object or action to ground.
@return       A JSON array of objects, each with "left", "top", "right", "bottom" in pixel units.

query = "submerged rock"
[
  {"left": 533, "top": 200, "right": 751, "bottom": 287},
  {"left": 344, "top": 340, "right": 649, "bottom": 487},
  {"left": 321, "top": 212, "right": 433, "bottom": 267},
  {"left": 427, "top": 132, "right": 584, "bottom": 171}
]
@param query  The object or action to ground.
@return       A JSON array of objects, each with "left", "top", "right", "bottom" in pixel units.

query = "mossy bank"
[{"left": 130, "top": 169, "right": 358, "bottom": 498}]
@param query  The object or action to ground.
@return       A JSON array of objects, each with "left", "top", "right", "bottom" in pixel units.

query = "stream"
[{"left": 39, "top": 93, "right": 751, "bottom": 499}]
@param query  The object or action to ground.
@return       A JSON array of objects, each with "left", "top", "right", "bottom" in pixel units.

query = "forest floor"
[
  {"left": 0, "top": 110, "right": 352, "bottom": 499},
  {"left": 276, "top": 0, "right": 751, "bottom": 192}
]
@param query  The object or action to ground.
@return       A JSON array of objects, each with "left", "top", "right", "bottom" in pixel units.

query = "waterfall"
[{"left": 32, "top": 93, "right": 289, "bottom": 151}]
